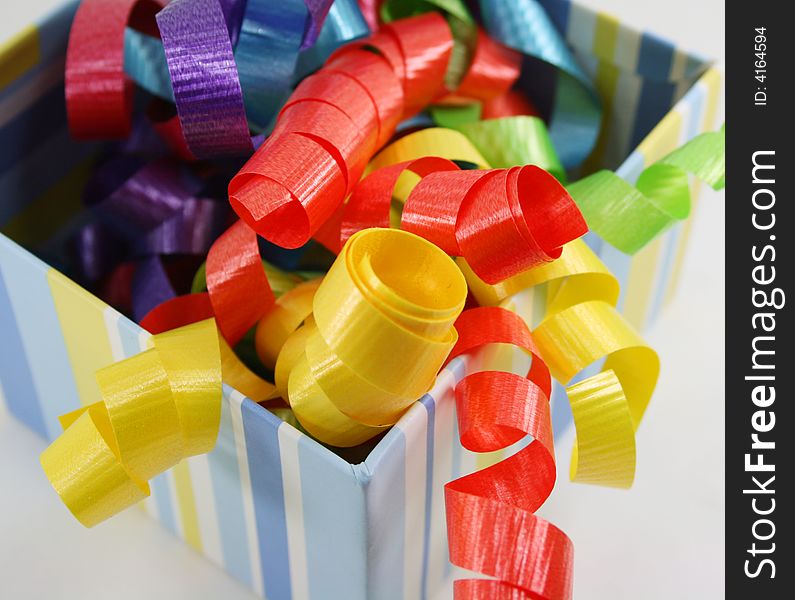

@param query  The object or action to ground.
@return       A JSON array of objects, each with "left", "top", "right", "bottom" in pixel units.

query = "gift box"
[{"left": 0, "top": 1, "right": 721, "bottom": 599}]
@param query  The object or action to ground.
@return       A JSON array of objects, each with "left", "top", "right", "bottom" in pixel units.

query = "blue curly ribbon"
[{"left": 478, "top": 0, "right": 601, "bottom": 169}]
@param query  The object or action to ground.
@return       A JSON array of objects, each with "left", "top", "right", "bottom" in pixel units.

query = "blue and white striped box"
[{"left": 1, "top": 1, "right": 721, "bottom": 598}]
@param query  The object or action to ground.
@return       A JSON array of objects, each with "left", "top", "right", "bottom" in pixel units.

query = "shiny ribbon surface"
[
  {"left": 460, "top": 238, "right": 658, "bottom": 489},
  {"left": 228, "top": 12, "right": 454, "bottom": 248},
  {"left": 331, "top": 154, "right": 587, "bottom": 284},
  {"left": 51, "top": 3, "right": 726, "bottom": 597},
  {"left": 478, "top": 0, "right": 601, "bottom": 168},
  {"left": 570, "top": 126, "right": 726, "bottom": 254},
  {"left": 66, "top": 0, "right": 167, "bottom": 139},
  {"left": 445, "top": 306, "right": 573, "bottom": 600},
  {"left": 40, "top": 319, "right": 222, "bottom": 527},
  {"left": 156, "top": 0, "right": 254, "bottom": 158},
  {"left": 285, "top": 228, "right": 466, "bottom": 446}
]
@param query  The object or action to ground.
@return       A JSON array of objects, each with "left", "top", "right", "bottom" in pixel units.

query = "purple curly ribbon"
[
  {"left": 156, "top": 0, "right": 253, "bottom": 158},
  {"left": 302, "top": 0, "right": 335, "bottom": 49}
]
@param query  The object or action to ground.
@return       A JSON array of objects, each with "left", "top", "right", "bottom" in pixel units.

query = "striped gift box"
[{"left": 0, "top": 1, "right": 721, "bottom": 599}]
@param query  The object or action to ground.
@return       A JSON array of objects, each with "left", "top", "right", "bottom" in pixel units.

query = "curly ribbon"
[
  {"left": 235, "top": 0, "right": 309, "bottom": 132},
  {"left": 233, "top": 0, "right": 335, "bottom": 127},
  {"left": 228, "top": 13, "right": 453, "bottom": 248},
  {"left": 155, "top": 0, "right": 253, "bottom": 158},
  {"left": 460, "top": 237, "right": 659, "bottom": 489},
  {"left": 481, "top": 89, "right": 540, "bottom": 119},
  {"left": 367, "top": 127, "right": 490, "bottom": 171},
  {"left": 535, "top": 301, "right": 659, "bottom": 488},
  {"left": 458, "top": 238, "right": 619, "bottom": 310},
  {"left": 332, "top": 158, "right": 587, "bottom": 284},
  {"left": 206, "top": 220, "right": 275, "bottom": 346},
  {"left": 478, "top": 0, "right": 601, "bottom": 169},
  {"left": 569, "top": 126, "right": 726, "bottom": 254},
  {"left": 293, "top": 0, "right": 371, "bottom": 81},
  {"left": 283, "top": 228, "right": 466, "bottom": 446},
  {"left": 40, "top": 319, "right": 222, "bottom": 527},
  {"left": 445, "top": 306, "right": 573, "bottom": 600},
  {"left": 255, "top": 278, "right": 322, "bottom": 370},
  {"left": 66, "top": 0, "right": 167, "bottom": 139},
  {"left": 449, "top": 116, "right": 565, "bottom": 181},
  {"left": 140, "top": 293, "right": 279, "bottom": 403}
]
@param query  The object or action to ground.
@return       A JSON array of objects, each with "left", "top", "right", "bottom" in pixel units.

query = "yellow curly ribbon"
[
  {"left": 367, "top": 127, "right": 490, "bottom": 172},
  {"left": 457, "top": 238, "right": 619, "bottom": 311},
  {"left": 565, "top": 370, "right": 636, "bottom": 488},
  {"left": 460, "top": 239, "right": 656, "bottom": 488},
  {"left": 535, "top": 301, "right": 659, "bottom": 489},
  {"left": 255, "top": 278, "right": 322, "bottom": 370},
  {"left": 286, "top": 228, "right": 467, "bottom": 446},
  {"left": 40, "top": 319, "right": 222, "bottom": 527},
  {"left": 219, "top": 334, "right": 278, "bottom": 403},
  {"left": 366, "top": 128, "right": 491, "bottom": 208}
]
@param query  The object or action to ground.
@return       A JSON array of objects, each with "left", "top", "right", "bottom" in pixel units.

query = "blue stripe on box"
[
  {"left": 0, "top": 261, "right": 46, "bottom": 436},
  {"left": 115, "top": 314, "right": 146, "bottom": 358},
  {"left": 0, "top": 84, "right": 66, "bottom": 174},
  {"left": 299, "top": 433, "right": 368, "bottom": 599},
  {"left": 420, "top": 396, "right": 435, "bottom": 598},
  {"left": 365, "top": 427, "right": 406, "bottom": 600},
  {"left": 0, "top": 126, "right": 96, "bottom": 226},
  {"left": 646, "top": 83, "right": 706, "bottom": 326},
  {"left": 150, "top": 472, "right": 179, "bottom": 535},
  {"left": 207, "top": 396, "right": 254, "bottom": 587},
  {"left": 0, "top": 239, "right": 81, "bottom": 440},
  {"left": 34, "top": 1, "right": 77, "bottom": 63},
  {"left": 629, "top": 33, "right": 676, "bottom": 149},
  {"left": 635, "top": 30, "right": 677, "bottom": 81},
  {"left": 241, "top": 400, "right": 292, "bottom": 600}
]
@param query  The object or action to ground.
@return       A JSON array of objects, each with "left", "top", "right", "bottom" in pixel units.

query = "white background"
[{"left": 0, "top": 0, "right": 725, "bottom": 598}]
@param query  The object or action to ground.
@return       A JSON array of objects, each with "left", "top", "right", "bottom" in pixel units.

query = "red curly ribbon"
[
  {"left": 482, "top": 90, "right": 540, "bottom": 119},
  {"left": 332, "top": 159, "right": 586, "bottom": 284},
  {"left": 66, "top": 0, "right": 166, "bottom": 139},
  {"left": 138, "top": 219, "right": 274, "bottom": 347},
  {"left": 227, "top": 13, "right": 452, "bottom": 248},
  {"left": 206, "top": 220, "right": 275, "bottom": 346},
  {"left": 445, "top": 307, "right": 573, "bottom": 600},
  {"left": 456, "top": 28, "right": 522, "bottom": 103},
  {"left": 140, "top": 292, "right": 214, "bottom": 334}
]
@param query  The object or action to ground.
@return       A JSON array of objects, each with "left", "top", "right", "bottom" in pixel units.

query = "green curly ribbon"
[
  {"left": 568, "top": 125, "right": 726, "bottom": 255},
  {"left": 450, "top": 116, "right": 566, "bottom": 182}
]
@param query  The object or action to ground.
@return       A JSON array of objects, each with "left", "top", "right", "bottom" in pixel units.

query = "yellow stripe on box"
[
  {"left": 622, "top": 236, "right": 664, "bottom": 329},
  {"left": 2, "top": 158, "right": 96, "bottom": 247},
  {"left": 583, "top": 13, "right": 620, "bottom": 172},
  {"left": 621, "top": 108, "right": 684, "bottom": 327},
  {"left": 47, "top": 269, "right": 115, "bottom": 406},
  {"left": 172, "top": 460, "right": 204, "bottom": 552},
  {"left": 0, "top": 25, "right": 40, "bottom": 89}
]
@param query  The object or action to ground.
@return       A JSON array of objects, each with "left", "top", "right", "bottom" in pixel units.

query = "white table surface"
[{"left": 0, "top": 1, "right": 724, "bottom": 598}]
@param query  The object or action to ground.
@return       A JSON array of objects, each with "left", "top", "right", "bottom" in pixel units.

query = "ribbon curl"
[
  {"left": 156, "top": 0, "right": 254, "bottom": 158},
  {"left": 445, "top": 306, "right": 573, "bottom": 600},
  {"left": 330, "top": 157, "right": 587, "bottom": 284},
  {"left": 460, "top": 238, "right": 659, "bottom": 489},
  {"left": 285, "top": 228, "right": 467, "bottom": 446},
  {"left": 570, "top": 126, "right": 726, "bottom": 254},
  {"left": 40, "top": 319, "right": 222, "bottom": 527},
  {"left": 227, "top": 12, "right": 454, "bottom": 248},
  {"left": 66, "top": 0, "right": 167, "bottom": 139}
]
